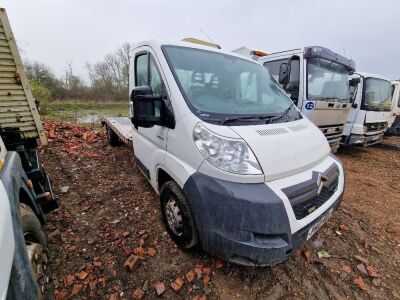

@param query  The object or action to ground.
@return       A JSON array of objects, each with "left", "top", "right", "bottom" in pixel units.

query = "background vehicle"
[
  {"left": 343, "top": 72, "right": 394, "bottom": 145},
  {"left": 0, "top": 7, "right": 56, "bottom": 212},
  {"left": 233, "top": 46, "right": 355, "bottom": 153},
  {"left": 386, "top": 80, "right": 400, "bottom": 136},
  {"left": 0, "top": 7, "right": 55, "bottom": 299},
  {"left": 1, "top": 136, "right": 52, "bottom": 300},
  {"left": 103, "top": 39, "right": 345, "bottom": 266}
]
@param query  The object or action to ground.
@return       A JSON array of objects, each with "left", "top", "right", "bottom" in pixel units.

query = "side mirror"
[
  {"left": 278, "top": 63, "right": 289, "bottom": 85},
  {"left": 131, "top": 86, "right": 162, "bottom": 128},
  {"left": 349, "top": 78, "right": 360, "bottom": 86}
]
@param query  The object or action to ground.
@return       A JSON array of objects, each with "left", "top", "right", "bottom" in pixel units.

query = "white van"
[
  {"left": 128, "top": 40, "right": 345, "bottom": 266},
  {"left": 343, "top": 72, "right": 394, "bottom": 145}
]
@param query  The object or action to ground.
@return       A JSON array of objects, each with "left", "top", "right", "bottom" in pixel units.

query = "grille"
[
  {"left": 292, "top": 178, "right": 338, "bottom": 220},
  {"left": 256, "top": 128, "right": 288, "bottom": 136},
  {"left": 365, "top": 122, "right": 387, "bottom": 132}
]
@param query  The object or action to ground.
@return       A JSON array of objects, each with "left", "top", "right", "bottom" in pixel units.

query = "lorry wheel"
[
  {"left": 106, "top": 125, "right": 121, "bottom": 147},
  {"left": 160, "top": 181, "right": 199, "bottom": 249},
  {"left": 20, "top": 203, "right": 53, "bottom": 300}
]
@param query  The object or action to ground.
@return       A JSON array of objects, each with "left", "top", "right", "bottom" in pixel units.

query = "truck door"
[
  {"left": 131, "top": 51, "right": 168, "bottom": 180},
  {"left": 346, "top": 77, "right": 362, "bottom": 131}
]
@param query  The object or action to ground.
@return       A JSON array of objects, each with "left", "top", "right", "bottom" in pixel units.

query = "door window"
[{"left": 135, "top": 53, "right": 149, "bottom": 86}]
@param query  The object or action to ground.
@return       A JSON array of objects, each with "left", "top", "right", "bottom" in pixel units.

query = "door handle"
[{"left": 157, "top": 135, "right": 165, "bottom": 140}]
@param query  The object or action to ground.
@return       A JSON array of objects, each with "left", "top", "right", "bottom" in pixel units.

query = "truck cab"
[
  {"left": 257, "top": 46, "right": 355, "bottom": 153},
  {"left": 343, "top": 72, "right": 394, "bottom": 145},
  {"left": 386, "top": 80, "right": 400, "bottom": 136},
  {"left": 128, "top": 39, "right": 345, "bottom": 266}
]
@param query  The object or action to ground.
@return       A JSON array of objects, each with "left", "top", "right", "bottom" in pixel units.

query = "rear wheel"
[
  {"left": 160, "top": 181, "right": 199, "bottom": 249},
  {"left": 20, "top": 204, "right": 53, "bottom": 299},
  {"left": 106, "top": 125, "right": 121, "bottom": 147}
]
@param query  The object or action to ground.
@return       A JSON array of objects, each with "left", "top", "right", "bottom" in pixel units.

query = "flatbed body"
[{"left": 101, "top": 117, "right": 133, "bottom": 147}]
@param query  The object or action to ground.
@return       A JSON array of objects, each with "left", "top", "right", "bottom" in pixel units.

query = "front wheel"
[
  {"left": 20, "top": 204, "right": 53, "bottom": 299},
  {"left": 160, "top": 181, "right": 199, "bottom": 249}
]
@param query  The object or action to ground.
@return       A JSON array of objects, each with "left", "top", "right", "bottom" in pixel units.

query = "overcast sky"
[{"left": 2, "top": 0, "right": 399, "bottom": 82}]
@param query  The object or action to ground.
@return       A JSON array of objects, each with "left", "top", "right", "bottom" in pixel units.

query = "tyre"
[
  {"left": 160, "top": 181, "right": 199, "bottom": 249},
  {"left": 106, "top": 125, "right": 121, "bottom": 147},
  {"left": 20, "top": 204, "right": 53, "bottom": 300}
]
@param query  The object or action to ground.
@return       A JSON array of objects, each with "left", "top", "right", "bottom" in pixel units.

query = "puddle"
[{"left": 76, "top": 114, "right": 101, "bottom": 124}]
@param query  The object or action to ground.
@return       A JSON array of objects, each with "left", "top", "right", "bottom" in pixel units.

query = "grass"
[{"left": 42, "top": 101, "right": 129, "bottom": 123}]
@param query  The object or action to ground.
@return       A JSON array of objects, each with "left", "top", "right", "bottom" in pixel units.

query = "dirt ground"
[{"left": 41, "top": 121, "right": 400, "bottom": 300}]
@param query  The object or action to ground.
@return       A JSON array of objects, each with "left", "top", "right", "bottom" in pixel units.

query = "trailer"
[
  {"left": 386, "top": 80, "right": 400, "bottom": 136},
  {"left": 101, "top": 117, "right": 133, "bottom": 147}
]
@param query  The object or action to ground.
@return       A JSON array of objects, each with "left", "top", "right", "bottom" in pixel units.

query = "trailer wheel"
[
  {"left": 106, "top": 125, "right": 121, "bottom": 147},
  {"left": 20, "top": 204, "right": 53, "bottom": 300},
  {"left": 160, "top": 181, "right": 199, "bottom": 249}
]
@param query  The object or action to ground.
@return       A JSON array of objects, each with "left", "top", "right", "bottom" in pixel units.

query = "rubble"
[{"left": 42, "top": 122, "right": 400, "bottom": 299}]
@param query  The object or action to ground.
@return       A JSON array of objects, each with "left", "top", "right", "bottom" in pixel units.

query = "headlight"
[{"left": 193, "top": 123, "right": 262, "bottom": 175}]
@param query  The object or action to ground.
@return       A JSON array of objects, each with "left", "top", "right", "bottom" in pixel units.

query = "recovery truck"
[
  {"left": 233, "top": 46, "right": 355, "bottom": 153},
  {"left": 103, "top": 39, "right": 345, "bottom": 266},
  {"left": 0, "top": 7, "right": 56, "bottom": 299},
  {"left": 343, "top": 72, "right": 394, "bottom": 145},
  {"left": 386, "top": 80, "right": 400, "bottom": 136}
]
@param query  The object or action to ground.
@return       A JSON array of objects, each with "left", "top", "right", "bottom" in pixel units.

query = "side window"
[
  {"left": 135, "top": 53, "right": 148, "bottom": 86},
  {"left": 149, "top": 56, "right": 163, "bottom": 96},
  {"left": 286, "top": 58, "right": 300, "bottom": 101}
]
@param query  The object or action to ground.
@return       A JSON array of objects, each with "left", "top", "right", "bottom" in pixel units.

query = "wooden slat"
[
  {"left": 0, "top": 111, "right": 32, "bottom": 118},
  {"left": 0, "top": 32, "right": 7, "bottom": 40},
  {"left": 0, "top": 95, "right": 27, "bottom": 101},
  {"left": 0, "top": 83, "right": 24, "bottom": 90},
  {"left": 0, "top": 105, "right": 30, "bottom": 113},
  {"left": 0, "top": 46, "right": 11, "bottom": 53},
  {"left": 0, "top": 71, "right": 16, "bottom": 78},
  {"left": 0, "top": 115, "right": 34, "bottom": 123},
  {"left": 0, "top": 40, "right": 9, "bottom": 47},
  {"left": 0, "top": 101, "right": 28, "bottom": 107},
  {"left": 0, "top": 89, "right": 24, "bottom": 96},
  {"left": 0, "top": 53, "right": 13, "bottom": 60},
  {"left": 0, "top": 78, "right": 16, "bottom": 84},
  {"left": 0, "top": 65, "right": 16, "bottom": 72}
]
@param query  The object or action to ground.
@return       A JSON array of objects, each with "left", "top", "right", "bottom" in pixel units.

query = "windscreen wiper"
[
  {"left": 221, "top": 114, "right": 276, "bottom": 125},
  {"left": 266, "top": 103, "right": 295, "bottom": 123}
]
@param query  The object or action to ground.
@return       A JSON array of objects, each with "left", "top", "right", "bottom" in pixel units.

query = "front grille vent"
[
  {"left": 365, "top": 122, "right": 388, "bottom": 132},
  {"left": 256, "top": 128, "right": 288, "bottom": 136},
  {"left": 292, "top": 178, "right": 338, "bottom": 220}
]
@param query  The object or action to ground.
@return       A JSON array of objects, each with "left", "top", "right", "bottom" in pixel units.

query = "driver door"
[{"left": 131, "top": 50, "right": 168, "bottom": 182}]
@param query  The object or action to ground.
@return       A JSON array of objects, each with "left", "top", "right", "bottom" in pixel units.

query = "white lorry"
[
  {"left": 0, "top": 7, "right": 54, "bottom": 299},
  {"left": 386, "top": 80, "right": 400, "bottom": 136},
  {"left": 102, "top": 39, "right": 345, "bottom": 266},
  {"left": 343, "top": 72, "right": 394, "bottom": 145},
  {"left": 233, "top": 46, "right": 355, "bottom": 153}
]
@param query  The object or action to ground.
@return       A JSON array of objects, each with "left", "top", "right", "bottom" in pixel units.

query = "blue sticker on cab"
[{"left": 305, "top": 102, "right": 315, "bottom": 110}]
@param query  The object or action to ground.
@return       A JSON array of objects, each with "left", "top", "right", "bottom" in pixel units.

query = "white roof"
[{"left": 133, "top": 39, "right": 260, "bottom": 64}]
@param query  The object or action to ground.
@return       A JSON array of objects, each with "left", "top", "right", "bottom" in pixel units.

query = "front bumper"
[
  {"left": 183, "top": 157, "right": 344, "bottom": 266},
  {"left": 345, "top": 132, "right": 384, "bottom": 146}
]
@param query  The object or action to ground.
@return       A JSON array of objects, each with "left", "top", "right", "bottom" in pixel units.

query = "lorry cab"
[
  {"left": 254, "top": 46, "right": 355, "bottom": 153},
  {"left": 129, "top": 40, "right": 345, "bottom": 266},
  {"left": 386, "top": 80, "right": 400, "bottom": 135},
  {"left": 343, "top": 72, "right": 394, "bottom": 145}
]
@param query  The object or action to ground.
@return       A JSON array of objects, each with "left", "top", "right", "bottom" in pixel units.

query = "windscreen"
[
  {"left": 307, "top": 58, "right": 350, "bottom": 102},
  {"left": 363, "top": 78, "right": 392, "bottom": 111},
  {"left": 163, "top": 46, "right": 294, "bottom": 119}
]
